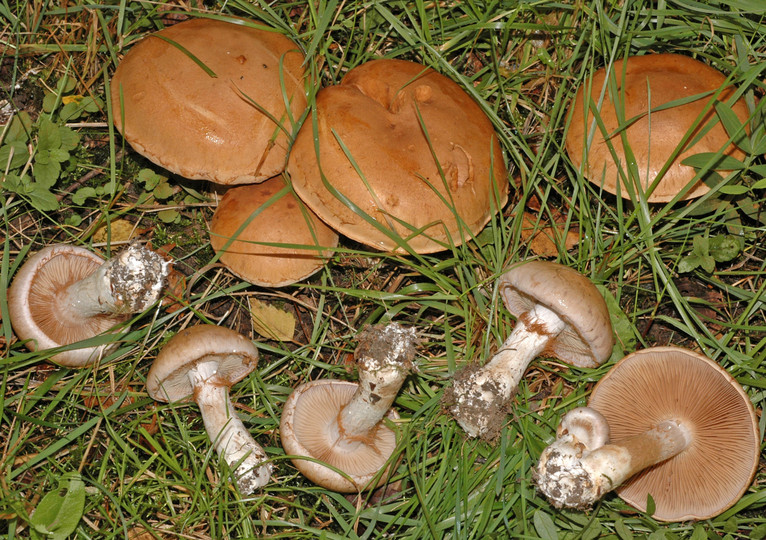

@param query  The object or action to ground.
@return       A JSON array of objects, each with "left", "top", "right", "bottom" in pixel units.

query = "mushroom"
[
  {"left": 111, "top": 18, "right": 307, "bottom": 185},
  {"left": 8, "top": 243, "right": 169, "bottom": 367},
  {"left": 535, "top": 346, "right": 760, "bottom": 521},
  {"left": 280, "top": 323, "right": 419, "bottom": 492},
  {"left": 146, "top": 325, "right": 272, "bottom": 494},
  {"left": 444, "top": 260, "right": 614, "bottom": 440},
  {"left": 208, "top": 176, "right": 339, "bottom": 287},
  {"left": 567, "top": 53, "right": 749, "bottom": 202},
  {"left": 287, "top": 58, "right": 509, "bottom": 253}
]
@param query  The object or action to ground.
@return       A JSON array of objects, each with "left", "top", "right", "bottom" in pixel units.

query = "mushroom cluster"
[{"left": 535, "top": 347, "right": 759, "bottom": 521}]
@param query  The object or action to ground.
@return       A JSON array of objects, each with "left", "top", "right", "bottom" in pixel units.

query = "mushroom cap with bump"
[
  {"left": 567, "top": 53, "right": 749, "bottom": 202},
  {"left": 498, "top": 260, "right": 614, "bottom": 368},
  {"left": 209, "top": 176, "right": 339, "bottom": 287},
  {"left": 280, "top": 380, "right": 399, "bottom": 492},
  {"left": 287, "top": 58, "right": 509, "bottom": 253},
  {"left": 111, "top": 18, "right": 307, "bottom": 185},
  {"left": 588, "top": 346, "right": 760, "bottom": 521},
  {"left": 8, "top": 245, "right": 126, "bottom": 367},
  {"left": 146, "top": 325, "right": 259, "bottom": 403}
]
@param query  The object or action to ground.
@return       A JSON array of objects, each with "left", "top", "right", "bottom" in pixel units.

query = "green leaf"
[
  {"left": 42, "top": 92, "right": 59, "bottom": 114},
  {"left": 59, "top": 101, "right": 84, "bottom": 122},
  {"left": 709, "top": 235, "right": 741, "bottom": 263},
  {"left": 751, "top": 177, "right": 766, "bottom": 190},
  {"left": 37, "top": 118, "right": 62, "bottom": 151},
  {"left": 153, "top": 180, "right": 175, "bottom": 200},
  {"left": 533, "top": 510, "right": 559, "bottom": 540},
  {"left": 647, "top": 531, "right": 667, "bottom": 540},
  {"left": 157, "top": 208, "right": 180, "bottom": 223},
  {"left": 27, "top": 184, "right": 60, "bottom": 212},
  {"left": 29, "top": 473, "right": 85, "bottom": 540},
  {"left": 750, "top": 523, "right": 766, "bottom": 540},
  {"left": 645, "top": 493, "right": 656, "bottom": 517},
  {"left": 5, "top": 111, "right": 32, "bottom": 143},
  {"left": 33, "top": 158, "right": 61, "bottom": 188},
  {"left": 596, "top": 284, "right": 636, "bottom": 357},
  {"left": 137, "top": 168, "right": 163, "bottom": 190},
  {"left": 48, "top": 148, "right": 70, "bottom": 163},
  {"left": 72, "top": 186, "right": 98, "bottom": 205},
  {"left": 714, "top": 101, "right": 750, "bottom": 153},
  {"left": 0, "top": 141, "right": 31, "bottom": 170},
  {"left": 614, "top": 518, "right": 633, "bottom": 540},
  {"left": 681, "top": 152, "right": 746, "bottom": 170},
  {"left": 581, "top": 520, "right": 602, "bottom": 540},
  {"left": 718, "top": 184, "right": 749, "bottom": 195},
  {"left": 58, "top": 126, "right": 80, "bottom": 151}
]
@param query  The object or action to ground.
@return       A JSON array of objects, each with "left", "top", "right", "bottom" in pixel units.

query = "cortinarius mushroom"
[
  {"left": 111, "top": 18, "right": 307, "bottom": 185},
  {"left": 445, "top": 261, "right": 614, "bottom": 440},
  {"left": 280, "top": 323, "right": 419, "bottom": 492},
  {"left": 8, "top": 244, "right": 169, "bottom": 367},
  {"left": 146, "top": 325, "right": 272, "bottom": 494},
  {"left": 567, "top": 53, "right": 749, "bottom": 202},
  {"left": 535, "top": 347, "right": 760, "bottom": 521},
  {"left": 209, "top": 176, "right": 339, "bottom": 287},
  {"left": 287, "top": 58, "right": 509, "bottom": 253}
]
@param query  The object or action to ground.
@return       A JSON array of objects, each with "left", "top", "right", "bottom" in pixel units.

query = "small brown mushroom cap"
[
  {"left": 287, "top": 58, "right": 509, "bottom": 253},
  {"left": 588, "top": 346, "right": 760, "bottom": 521},
  {"left": 8, "top": 245, "right": 126, "bottom": 367},
  {"left": 567, "top": 54, "right": 749, "bottom": 202},
  {"left": 146, "top": 325, "right": 259, "bottom": 402},
  {"left": 111, "top": 18, "right": 307, "bottom": 185},
  {"left": 280, "top": 380, "right": 399, "bottom": 492},
  {"left": 209, "top": 177, "right": 339, "bottom": 287},
  {"left": 498, "top": 261, "right": 614, "bottom": 368}
]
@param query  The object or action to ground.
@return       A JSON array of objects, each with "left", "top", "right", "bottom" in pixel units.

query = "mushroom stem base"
[{"left": 191, "top": 361, "right": 272, "bottom": 494}]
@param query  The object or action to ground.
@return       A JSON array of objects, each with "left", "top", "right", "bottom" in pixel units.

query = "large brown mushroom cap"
[
  {"left": 209, "top": 177, "right": 339, "bottom": 287},
  {"left": 280, "top": 380, "right": 399, "bottom": 492},
  {"left": 8, "top": 245, "right": 126, "bottom": 367},
  {"left": 111, "top": 18, "right": 307, "bottom": 185},
  {"left": 588, "top": 346, "right": 760, "bottom": 521},
  {"left": 567, "top": 54, "right": 749, "bottom": 202},
  {"left": 146, "top": 325, "right": 259, "bottom": 403},
  {"left": 287, "top": 58, "right": 509, "bottom": 253},
  {"left": 498, "top": 261, "right": 614, "bottom": 368}
]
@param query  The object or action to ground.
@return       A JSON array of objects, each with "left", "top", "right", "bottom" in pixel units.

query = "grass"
[{"left": 2, "top": 0, "right": 765, "bottom": 538}]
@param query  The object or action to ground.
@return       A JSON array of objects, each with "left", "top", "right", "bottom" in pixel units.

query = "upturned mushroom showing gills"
[
  {"left": 287, "top": 58, "right": 508, "bottom": 254},
  {"left": 280, "top": 323, "right": 419, "bottom": 492},
  {"left": 535, "top": 347, "right": 760, "bottom": 521},
  {"left": 567, "top": 53, "right": 749, "bottom": 202},
  {"left": 110, "top": 18, "right": 307, "bottom": 185},
  {"left": 146, "top": 325, "right": 272, "bottom": 494},
  {"left": 8, "top": 243, "right": 169, "bottom": 367},
  {"left": 445, "top": 261, "right": 614, "bottom": 441}
]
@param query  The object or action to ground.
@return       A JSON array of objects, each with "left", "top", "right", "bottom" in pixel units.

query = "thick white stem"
[
  {"left": 338, "top": 324, "right": 418, "bottom": 439},
  {"left": 190, "top": 361, "right": 272, "bottom": 494},
  {"left": 536, "top": 408, "right": 692, "bottom": 509},
  {"left": 448, "top": 303, "right": 566, "bottom": 438},
  {"left": 60, "top": 244, "right": 169, "bottom": 318}
]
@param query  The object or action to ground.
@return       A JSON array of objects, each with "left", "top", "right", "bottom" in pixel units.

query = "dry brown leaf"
[
  {"left": 519, "top": 211, "right": 579, "bottom": 257},
  {"left": 248, "top": 298, "right": 296, "bottom": 341}
]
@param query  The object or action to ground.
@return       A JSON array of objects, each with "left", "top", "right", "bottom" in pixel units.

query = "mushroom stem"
[
  {"left": 59, "top": 244, "right": 169, "bottom": 317},
  {"left": 189, "top": 360, "right": 272, "bottom": 494},
  {"left": 535, "top": 407, "right": 692, "bottom": 509},
  {"left": 337, "top": 324, "right": 419, "bottom": 439},
  {"left": 448, "top": 303, "right": 566, "bottom": 438}
]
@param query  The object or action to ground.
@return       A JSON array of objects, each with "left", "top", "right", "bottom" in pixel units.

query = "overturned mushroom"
[
  {"left": 8, "top": 243, "right": 169, "bottom": 367},
  {"left": 280, "top": 323, "right": 419, "bottom": 492},
  {"left": 445, "top": 261, "right": 614, "bottom": 440},
  {"left": 146, "top": 325, "right": 272, "bottom": 494},
  {"left": 535, "top": 347, "right": 760, "bottom": 521}
]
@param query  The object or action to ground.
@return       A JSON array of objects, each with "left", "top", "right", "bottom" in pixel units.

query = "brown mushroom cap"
[
  {"left": 146, "top": 325, "right": 259, "bottom": 402},
  {"left": 280, "top": 380, "right": 399, "bottom": 492},
  {"left": 287, "top": 58, "right": 509, "bottom": 253},
  {"left": 567, "top": 54, "right": 749, "bottom": 202},
  {"left": 498, "top": 261, "right": 614, "bottom": 368},
  {"left": 111, "top": 18, "right": 307, "bottom": 185},
  {"left": 588, "top": 346, "right": 760, "bottom": 521},
  {"left": 8, "top": 245, "right": 126, "bottom": 367},
  {"left": 209, "top": 177, "right": 339, "bottom": 287}
]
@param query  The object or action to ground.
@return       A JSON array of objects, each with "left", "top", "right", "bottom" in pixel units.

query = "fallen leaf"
[
  {"left": 93, "top": 219, "right": 138, "bottom": 243},
  {"left": 518, "top": 211, "right": 578, "bottom": 256},
  {"left": 248, "top": 298, "right": 296, "bottom": 341}
]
